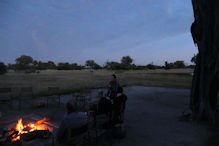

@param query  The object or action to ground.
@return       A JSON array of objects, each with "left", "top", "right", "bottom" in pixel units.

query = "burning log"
[
  {"left": 1, "top": 117, "right": 56, "bottom": 144},
  {"left": 6, "top": 131, "right": 19, "bottom": 142},
  {"left": 20, "top": 130, "right": 51, "bottom": 141}
]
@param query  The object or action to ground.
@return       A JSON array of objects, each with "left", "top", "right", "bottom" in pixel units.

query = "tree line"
[{"left": 0, "top": 54, "right": 197, "bottom": 74}]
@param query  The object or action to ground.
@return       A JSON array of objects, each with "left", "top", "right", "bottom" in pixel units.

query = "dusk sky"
[{"left": 0, "top": 0, "right": 196, "bottom": 66}]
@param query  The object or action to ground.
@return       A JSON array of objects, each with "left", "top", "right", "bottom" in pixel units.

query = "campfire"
[{"left": 1, "top": 117, "right": 58, "bottom": 145}]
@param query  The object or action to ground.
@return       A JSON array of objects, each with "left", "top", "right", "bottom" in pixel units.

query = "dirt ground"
[
  {"left": 0, "top": 86, "right": 212, "bottom": 146},
  {"left": 114, "top": 86, "right": 211, "bottom": 146}
]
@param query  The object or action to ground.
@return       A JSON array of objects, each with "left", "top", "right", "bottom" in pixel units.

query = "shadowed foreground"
[
  {"left": 115, "top": 86, "right": 210, "bottom": 146},
  {"left": 0, "top": 86, "right": 211, "bottom": 146}
]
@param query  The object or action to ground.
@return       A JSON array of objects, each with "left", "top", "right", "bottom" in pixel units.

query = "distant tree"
[
  {"left": 121, "top": 56, "right": 133, "bottom": 65},
  {"left": 164, "top": 61, "right": 174, "bottom": 69},
  {"left": 134, "top": 65, "right": 147, "bottom": 70},
  {"left": 57, "top": 62, "right": 84, "bottom": 70},
  {"left": 121, "top": 56, "right": 133, "bottom": 69},
  {"left": 146, "top": 63, "right": 156, "bottom": 70},
  {"left": 0, "top": 62, "right": 7, "bottom": 74},
  {"left": 47, "top": 61, "right": 56, "bottom": 69},
  {"left": 57, "top": 62, "right": 72, "bottom": 70},
  {"left": 85, "top": 60, "right": 95, "bottom": 69},
  {"left": 164, "top": 61, "right": 170, "bottom": 70},
  {"left": 164, "top": 61, "right": 186, "bottom": 69},
  {"left": 71, "top": 63, "right": 85, "bottom": 70},
  {"left": 93, "top": 64, "right": 102, "bottom": 69},
  {"left": 37, "top": 61, "right": 46, "bottom": 70},
  {"left": 173, "top": 61, "right": 185, "bottom": 68},
  {"left": 104, "top": 61, "right": 122, "bottom": 70},
  {"left": 8, "top": 63, "right": 16, "bottom": 70},
  {"left": 36, "top": 61, "right": 56, "bottom": 70},
  {"left": 15, "top": 55, "right": 34, "bottom": 70},
  {"left": 33, "top": 60, "right": 39, "bottom": 67},
  {"left": 85, "top": 60, "right": 102, "bottom": 69}
]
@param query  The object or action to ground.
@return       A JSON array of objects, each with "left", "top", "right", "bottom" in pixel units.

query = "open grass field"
[{"left": 0, "top": 69, "right": 193, "bottom": 97}]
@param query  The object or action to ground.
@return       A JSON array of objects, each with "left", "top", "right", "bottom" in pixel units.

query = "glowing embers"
[{"left": 10, "top": 117, "right": 53, "bottom": 142}]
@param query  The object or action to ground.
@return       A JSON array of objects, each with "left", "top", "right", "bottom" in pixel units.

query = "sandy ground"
[
  {"left": 0, "top": 86, "right": 211, "bottom": 146},
  {"left": 114, "top": 86, "right": 210, "bottom": 146}
]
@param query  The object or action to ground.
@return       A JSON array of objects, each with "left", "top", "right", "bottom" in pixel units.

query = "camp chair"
[
  {"left": 19, "top": 87, "right": 34, "bottom": 110},
  {"left": 75, "top": 94, "right": 86, "bottom": 111},
  {"left": 0, "top": 88, "right": 12, "bottom": 109},
  {"left": 88, "top": 110, "right": 113, "bottom": 146},
  {"left": 118, "top": 100, "right": 126, "bottom": 123},
  {"left": 67, "top": 124, "right": 88, "bottom": 146},
  {"left": 111, "top": 99, "right": 127, "bottom": 140},
  {"left": 82, "top": 89, "right": 92, "bottom": 104},
  {"left": 47, "top": 87, "right": 60, "bottom": 107}
]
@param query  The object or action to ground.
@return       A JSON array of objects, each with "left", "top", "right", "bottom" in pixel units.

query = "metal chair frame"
[
  {"left": 19, "top": 87, "right": 34, "bottom": 110},
  {"left": 47, "top": 87, "right": 60, "bottom": 108},
  {"left": 0, "top": 88, "right": 13, "bottom": 109}
]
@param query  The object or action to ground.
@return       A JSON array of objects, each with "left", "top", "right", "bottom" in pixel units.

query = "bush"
[
  {"left": 104, "top": 61, "right": 123, "bottom": 70},
  {"left": 146, "top": 63, "right": 156, "bottom": 70},
  {"left": 85, "top": 60, "right": 102, "bottom": 69},
  {"left": 174, "top": 61, "right": 185, "bottom": 68},
  {"left": 164, "top": 61, "right": 186, "bottom": 69},
  {"left": 121, "top": 56, "right": 133, "bottom": 69},
  {"left": 0, "top": 62, "right": 7, "bottom": 74},
  {"left": 57, "top": 62, "right": 84, "bottom": 70},
  {"left": 15, "top": 55, "right": 34, "bottom": 70},
  {"left": 37, "top": 61, "right": 56, "bottom": 70}
]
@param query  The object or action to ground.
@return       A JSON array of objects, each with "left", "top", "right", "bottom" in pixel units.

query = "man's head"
[
  {"left": 66, "top": 100, "right": 77, "bottom": 114},
  {"left": 111, "top": 74, "right": 117, "bottom": 81}
]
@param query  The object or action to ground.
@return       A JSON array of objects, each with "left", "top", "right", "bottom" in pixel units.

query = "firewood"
[{"left": 20, "top": 130, "right": 51, "bottom": 141}]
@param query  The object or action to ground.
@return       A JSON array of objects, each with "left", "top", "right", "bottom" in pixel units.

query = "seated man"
[
  {"left": 56, "top": 101, "right": 88, "bottom": 146},
  {"left": 113, "top": 87, "right": 127, "bottom": 124},
  {"left": 96, "top": 91, "right": 112, "bottom": 115}
]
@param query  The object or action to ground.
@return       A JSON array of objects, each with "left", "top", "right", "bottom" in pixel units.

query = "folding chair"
[
  {"left": 19, "top": 87, "right": 34, "bottom": 110},
  {"left": 111, "top": 100, "right": 127, "bottom": 140},
  {"left": 75, "top": 94, "right": 86, "bottom": 111},
  {"left": 82, "top": 89, "right": 92, "bottom": 104},
  {"left": 67, "top": 124, "right": 89, "bottom": 146},
  {"left": 88, "top": 111, "right": 113, "bottom": 146},
  {"left": 0, "top": 88, "right": 12, "bottom": 109},
  {"left": 47, "top": 87, "right": 60, "bottom": 107}
]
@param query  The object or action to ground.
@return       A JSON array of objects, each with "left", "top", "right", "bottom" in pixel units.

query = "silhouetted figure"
[
  {"left": 107, "top": 74, "right": 119, "bottom": 100},
  {"left": 56, "top": 101, "right": 88, "bottom": 146},
  {"left": 113, "top": 87, "right": 127, "bottom": 124},
  {"left": 96, "top": 91, "right": 112, "bottom": 115}
]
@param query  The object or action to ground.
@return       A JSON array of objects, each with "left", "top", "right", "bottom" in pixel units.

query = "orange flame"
[{"left": 11, "top": 117, "right": 52, "bottom": 141}]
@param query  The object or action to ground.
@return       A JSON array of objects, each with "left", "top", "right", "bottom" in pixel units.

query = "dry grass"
[{"left": 0, "top": 69, "right": 193, "bottom": 97}]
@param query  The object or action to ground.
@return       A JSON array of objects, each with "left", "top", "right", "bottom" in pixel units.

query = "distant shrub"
[
  {"left": 164, "top": 60, "right": 186, "bottom": 69},
  {"left": 133, "top": 65, "right": 147, "bottom": 70},
  {"left": 15, "top": 55, "right": 34, "bottom": 70},
  {"left": 57, "top": 62, "right": 84, "bottom": 70},
  {"left": 174, "top": 61, "right": 185, "bottom": 68},
  {"left": 0, "top": 62, "right": 7, "bottom": 74},
  {"left": 85, "top": 60, "right": 102, "bottom": 69},
  {"left": 146, "top": 63, "right": 156, "bottom": 70},
  {"left": 121, "top": 56, "right": 133, "bottom": 69},
  {"left": 104, "top": 61, "right": 123, "bottom": 70},
  {"left": 164, "top": 61, "right": 174, "bottom": 69},
  {"left": 37, "top": 61, "right": 56, "bottom": 70}
]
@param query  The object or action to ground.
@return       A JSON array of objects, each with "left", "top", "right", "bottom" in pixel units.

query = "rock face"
[{"left": 190, "top": 0, "right": 219, "bottom": 122}]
